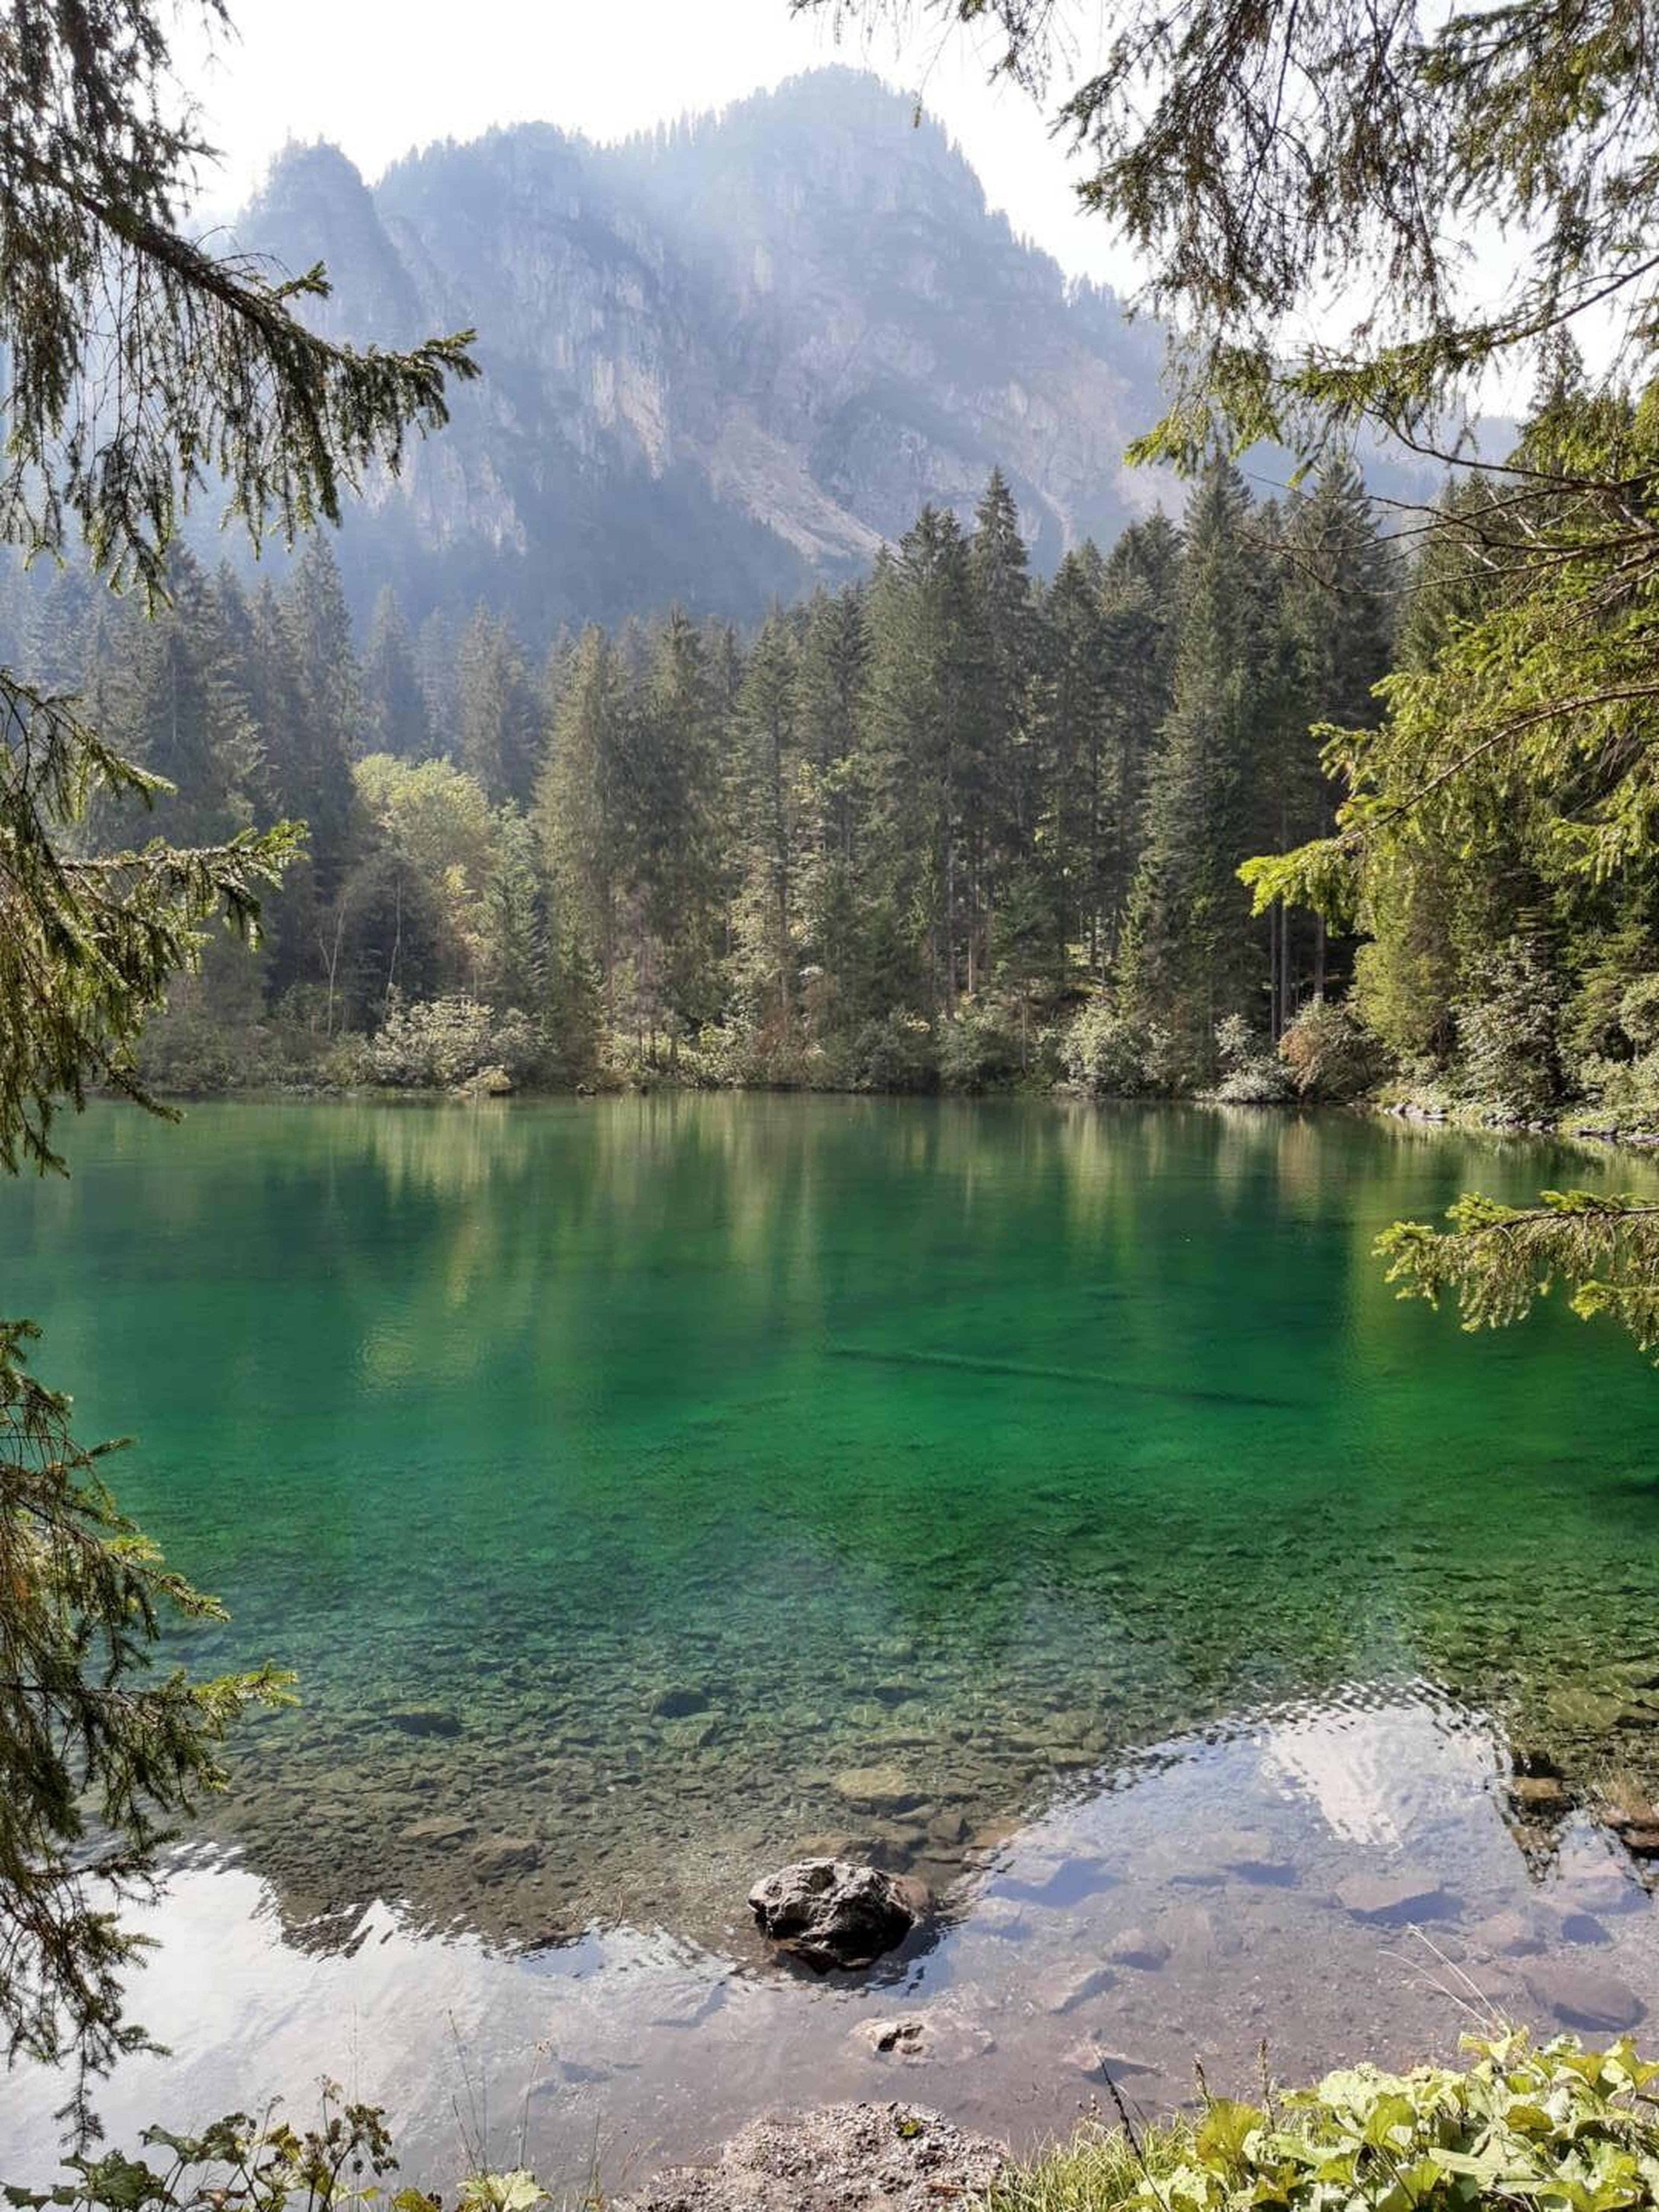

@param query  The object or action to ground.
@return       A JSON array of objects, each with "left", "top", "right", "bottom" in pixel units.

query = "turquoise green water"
[{"left": 6, "top": 1095, "right": 1659, "bottom": 2182}]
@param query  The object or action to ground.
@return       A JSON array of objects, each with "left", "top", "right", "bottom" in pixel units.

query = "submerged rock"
[
  {"left": 652, "top": 1685, "right": 712, "bottom": 1719},
  {"left": 1106, "top": 1926, "right": 1172, "bottom": 1971},
  {"left": 470, "top": 1834, "right": 543, "bottom": 1879},
  {"left": 386, "top": 1706, "right": 462, "bottom": 1738},
  {"left": 1034, "top": 1961, "right": 1117, "bottom": 2014},
  {"left": 1335, "top": 1869, "right": 1451, "bottom": 1923},
  {"left": 832, "top": 1764, "right": 922, "bottom": 1815},
  {"left": 400, "top": 1814, "right": 477, "bottom": 1846},
  {"left": 1063, "top": 2038, "right": 1161, "bottom": 2081},
  {"left": 617, "top": 2101, "right": 1006, "bottom": 2212},
  {"left": 852, "top": 2004, "right": 995, "bottom": 2062},
  {"left": 748, "top": 1857, "right": 925, "bottom": 1970},
  {"left": 1509, "top": 1775, "right": 1572, "bottom": 1813},
  {"left": 1524, "top": 1956, "right": 1646, "bottom": 2032}
]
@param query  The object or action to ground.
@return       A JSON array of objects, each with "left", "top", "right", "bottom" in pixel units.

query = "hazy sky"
[{"left": 178, "top": 0, "right": 1142, "bottom": 290}]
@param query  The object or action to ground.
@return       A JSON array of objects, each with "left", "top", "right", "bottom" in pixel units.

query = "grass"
[{"left": 982, "top": 2115, "right": 1195, "bottom": 2212}]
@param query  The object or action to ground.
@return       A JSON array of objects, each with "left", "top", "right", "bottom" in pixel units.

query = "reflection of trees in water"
[{"left": 24, "top": 1097, "right": 1659, "bottom": 1952}]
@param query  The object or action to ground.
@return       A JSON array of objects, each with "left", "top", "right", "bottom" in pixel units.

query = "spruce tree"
[
  {"left": 733, "top": 610, "right": 804, "bottom": 1042},
  {"left": 796, "top": 584, "right": 871, "bottom": 1016},
  {"left": 535, "top": 627, "right": 630, "bottom": 1026},
  {"left": 1120, "top": 467, "right": 1266, "bottom": 1072},
  {"left": 362, "top": 586, "right": 433, "bottom": 761},
  {"left": 456, "top": 609, "right": 541, "bottom": 806}
]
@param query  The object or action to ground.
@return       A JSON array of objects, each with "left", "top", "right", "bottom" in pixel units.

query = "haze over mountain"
[{"left": 238, "top": 68, "right": 1174, "bottom": 635}]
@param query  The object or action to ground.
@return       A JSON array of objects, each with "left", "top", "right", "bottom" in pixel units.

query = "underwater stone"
[
  {"left": 1062, "top": 2040, "right": 1160, "bottom": 2081},
  {"left": 387, "top": 1707, "right": 462, "bottom": 1738},
  {"left": 470, "top": 1834, "right": 543, "bottom": 1879},
  {"left": 1524, "top": 1957, "right": 1646, "bottom": 2032},
  {"left": 1106, "top": 1926, "right": 1172, "bottom": 1971},
  {"left": 748, "top": 1857, "right": 925, "bottom": 1971},
  {"left": 1034, "top": 1961, "right": 1117, "bottom": 2015},
  {"left": 1509, "top": 1776, "right": 1571, "bottom": 1812},
  {"left": 400, "top": 1814, "right": 477, "bottom": 1845},
  {"left": 852, "top": 2016, "right": 926, "bottom": 2055},
  {"left": 833, "top": 1765, "right": 924, "bottom": 1814},
  {"left": 1467, "top": 1910, "right": 1542, "bottom": 1958},
  {"left": 652, "top": 1686, "right": 712, "bottom": 1719},
  {"left": 1335, "top": 1869, "right": 1451, "bottom": 1923}
]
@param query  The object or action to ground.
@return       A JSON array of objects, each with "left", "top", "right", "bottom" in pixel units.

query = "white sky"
[{"left": 178, "top": 0, "right": 1144, "bottom": 291}]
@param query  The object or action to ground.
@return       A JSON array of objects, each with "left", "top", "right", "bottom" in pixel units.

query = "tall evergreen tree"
[
  {"left": 796, "top": 583, "right": 871, "bottom": 1016},
  {"left": 455, "top": 608, "right": 541, "bottom": 806},
  {"left": 865, "top": 506, "right": 988, "bottom": 1011},
  {"left": 536, "top": 627, "right": 631, "bottom": 1026},
  {"left": 733, "top": 610, "right": 804, "bottom": 1041},
  {"left": 1121, "top": 467, "right": 1267, "bottom": 1070},
  {"left": 362, "top": 586, "right": 433, "bottom": 761}
]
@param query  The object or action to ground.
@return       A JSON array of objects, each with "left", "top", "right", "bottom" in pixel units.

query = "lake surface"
[{"left": 5, "top": 1095, "right": 1659, "bottom": 2190}]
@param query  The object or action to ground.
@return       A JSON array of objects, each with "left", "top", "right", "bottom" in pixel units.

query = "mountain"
[{"left": 236, "top": 70, "right": 1173, "bottom": 636}]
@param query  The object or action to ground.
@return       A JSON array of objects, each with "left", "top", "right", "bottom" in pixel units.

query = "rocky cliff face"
[{"left": 237, "top": 69, "right": 1172, "bottom": 635}]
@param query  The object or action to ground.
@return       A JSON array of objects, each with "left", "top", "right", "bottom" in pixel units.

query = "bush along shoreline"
[{"left": 134, "top": 982, "right": 1659, "bottom": 1158}]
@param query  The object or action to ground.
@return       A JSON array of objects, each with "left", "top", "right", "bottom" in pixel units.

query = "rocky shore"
[{"left": 617, "top": 2103, "right": 1006, "bottom": 2212}]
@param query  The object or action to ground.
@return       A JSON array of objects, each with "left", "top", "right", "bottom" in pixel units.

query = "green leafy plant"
[
  {"left": 989, "top": 2032, "right": 1659, "bottom": 2212},
  {"left": 1, "top": 2088, "right": 580, "bottom": 2212}
]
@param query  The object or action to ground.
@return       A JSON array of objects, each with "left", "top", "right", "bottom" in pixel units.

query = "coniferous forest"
[
  {"left": 0, "top": 454, "right": 1554, "bottom": 1111},
  {"left": 16, "top": 417, "right": 1654, "bottom": 1133}
]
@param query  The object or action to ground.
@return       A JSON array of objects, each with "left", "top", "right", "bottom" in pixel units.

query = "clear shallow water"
[{"left": 4, "top": 1096, "right": 1659, "bottom": 2188}]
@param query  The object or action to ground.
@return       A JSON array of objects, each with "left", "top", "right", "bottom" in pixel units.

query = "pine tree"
[
  {"left": 1035, "top": 542, "right": 1109, "bottom": 978},
  {"left": 864, "top": 507, "right": 988, "bottom": 1012},
  {"left": 276, "top": 537, "right": 363, "bottom": 900},
  {"left": 482, "top": 805, "right": 547, "bottom": 1013},
  {"left": 796, "top": 584, "right": 871, "bottom": 1017},
  {"left": 0, "top": 0, "right": 473, "bottom": 2108},
  {"left": 636, "top": 610, "right": 726, "bottom": 1039},
  {"left": 535, "top": 627, "right": 631, "bottom": 1027},
  {"left": 1264, "top": 462, "right": 1396, "bottom": 1027},
  {"left": 733, "top": 610, "right": 804, "bottom": 1042},
  {"left": 1120, "top": 467, "right": 1267, "bottom": 1071},
  {"left": 456, "top": 609, "right": 541, "bottom": 805},
  {"left": 362, "top": 586, "right": 433, "bottom": 760}
]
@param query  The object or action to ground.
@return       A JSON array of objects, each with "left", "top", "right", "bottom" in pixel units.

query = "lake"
[{"left": 4, "top": 1094, "right": 1659, "bottom": 2190}]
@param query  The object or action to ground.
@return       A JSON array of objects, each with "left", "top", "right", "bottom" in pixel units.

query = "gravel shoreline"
[{"left": 616, "top": 2102, "right": 1007, "bottom": 2212}]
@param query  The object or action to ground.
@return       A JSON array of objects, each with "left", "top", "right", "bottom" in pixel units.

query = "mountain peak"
[{"left": 236, "top": 67, "right": 1170, "bottom": 634}]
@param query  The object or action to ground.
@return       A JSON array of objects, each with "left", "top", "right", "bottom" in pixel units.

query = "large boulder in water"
[{"left": 748, "top": 1857, "right": 925, "bottom": 1970}]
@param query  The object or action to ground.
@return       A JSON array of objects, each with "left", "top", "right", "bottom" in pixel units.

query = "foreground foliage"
[
  {"left": 13, "top": 2033, "right": 1657, "bottom": 2212},
  {"left": 0, "top": 2086, "right": 571, "bottom": 2212},
  {"left": 990, "top": 2033, "right": 1659, "bottom": 2212},
  {"left": 1, "top": 2089, "right": 553, "bottom": 2212}
]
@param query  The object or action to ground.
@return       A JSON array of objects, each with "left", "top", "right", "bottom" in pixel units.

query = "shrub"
[
  {"left": 1617, "top": 974, "right": 1659, "bottom": 1057},
  {"left": 990, "top": 2031, "right": 1659, "bottom": 2212},
  {"left": 1062, "top": 999, "right": 1178, "bottom": 1096},
  {"left": 938, "top": 1004, "right": 1022, "bottom": 1093},
  {"left": 1278, "top": 997, "right": 1384, "bottom": 1102},
  {"left": 1575, "top": 1050, "right": 1659, "bottom": 1127},
  {"left": 367, "top": 996, "right": 551, "bottom": 1090},
  {"left": 1455, "top": 939, "right": 1565, "bottom": 1119},
  {"left": 852, "top": 1011, "right": 938, "bottom": 1091},
  {"left": 1212, "top": 1014, "right": 1292, "bottom": 1104}
]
